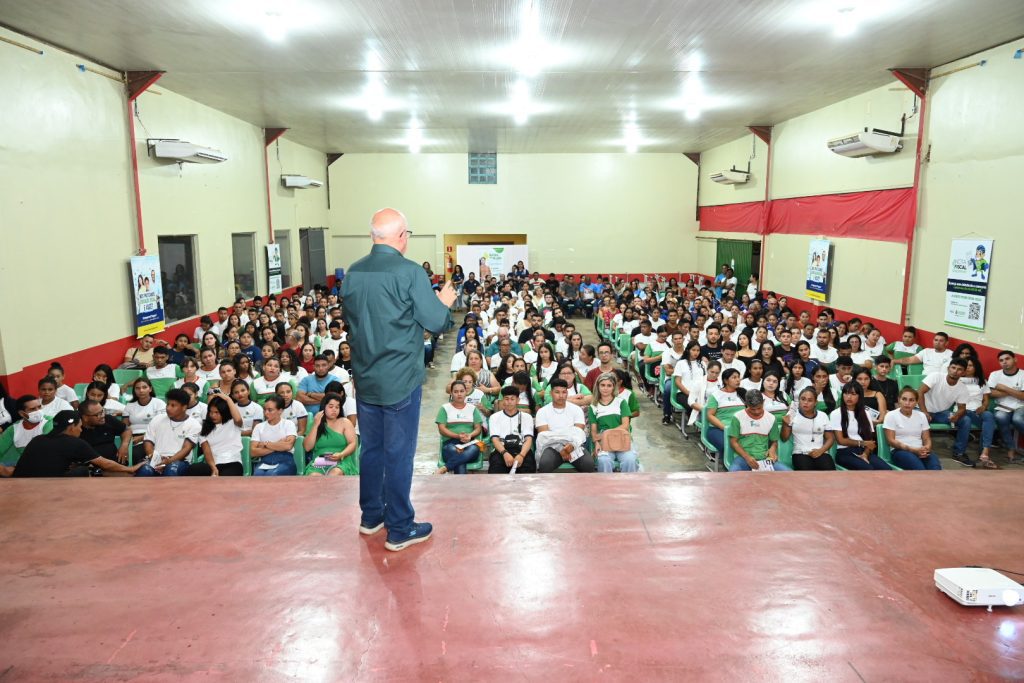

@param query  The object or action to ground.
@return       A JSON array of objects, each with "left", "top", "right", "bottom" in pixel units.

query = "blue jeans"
[
  {"left": 358, "top": 386, "right": 421, "bottom": 535},
  {"left": 596, "top": 449, "right": 638, "bottom": 472},
  {"left": 930, "top": 409, "right": 973, "bottom": 456},
  {"left": 251, "top": 451, "right": 297, "bottom": 476},
  {"left": 136, "top": 460, "right": 190, "bottom": 477},
  {"left": 836, "top": 447, "right": 892, "bottom": 470},
  {"left": 707, "top": 427, "right": 725, "bottom": 460},
  {"left": 891, "top": 448, "right": 942, "bottom": 470},
  {"left": 442, "top": 441, "right": 481, "bottom": 474},
  {"left": 729, "top": 457, "right": 792, "bottom": 471},
  {"left": 994, "top": 408, "right": 1024, "bottom": 452}
]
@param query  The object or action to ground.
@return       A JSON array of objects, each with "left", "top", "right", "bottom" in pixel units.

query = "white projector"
[{"left": 935, "top": 568, "right": 1023, "bottom": 609}]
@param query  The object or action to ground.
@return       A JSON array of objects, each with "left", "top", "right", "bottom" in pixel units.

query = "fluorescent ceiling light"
[
  {"left": 217, "top": 0, "right": 328, "bottom": 44},
  {"left": 791, "top": 1, "right": 902, "bottom": 38}
]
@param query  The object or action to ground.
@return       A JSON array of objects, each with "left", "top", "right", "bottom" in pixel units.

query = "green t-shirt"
[
  {"left": 619, "top": 389, "right": 640, "bottom": 416},
  {"left": 435, "top": 402, "right": 483, "bottom": 442},
  {"left": 727, "top": 410, "right": 781, "bottom": 461},
  {"left": 587, "top": 396, "right": 630, "bottom": 433},
  {"left": 707, "top": 390, "right": 745, "bottom": 423}
]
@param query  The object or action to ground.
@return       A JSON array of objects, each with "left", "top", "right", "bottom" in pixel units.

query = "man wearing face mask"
[{"left": 0, "top": 395, "right": 51, "bottom": 476}]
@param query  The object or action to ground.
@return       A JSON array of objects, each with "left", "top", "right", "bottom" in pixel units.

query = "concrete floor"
[
  {"left": 2, "top": 474, "right": 1021, "bottom": 680},
  {"left": 416, "top": 315, "right": 1007, "bottom": 474}
]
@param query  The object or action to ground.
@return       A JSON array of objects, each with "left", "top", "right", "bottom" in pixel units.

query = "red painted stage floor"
[{"left": 1, "top": 473, "right": 1022, "bottom": 681}]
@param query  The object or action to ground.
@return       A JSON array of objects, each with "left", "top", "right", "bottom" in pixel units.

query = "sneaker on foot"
[
  {"left": 359, "top": 517, "right": 386, "bottom": 535},
  {"left": 385, "top": 522, "right": 433, "bottom": 551},
  {"left": 661, "top": 416, "right": 672, "bottom": 425},
  {"left": 951, "top": 452, "right": 975, "bottom": 468}
]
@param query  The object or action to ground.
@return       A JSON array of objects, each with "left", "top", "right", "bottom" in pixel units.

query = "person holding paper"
[
  {"left": 727, "top": 390, "right": 789, "bottom": 472},
  {"left": 435, "top": 380, "right": 485, "bottom": 474},
  {"left": 534, "top": 379, "right": 593, "bottom": 473},
  {"left": 302, "top": 393, "right": 359, "bottom": 477}
]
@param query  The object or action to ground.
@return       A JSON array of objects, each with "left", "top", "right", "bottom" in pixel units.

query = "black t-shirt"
[
  {"left": 463, "top": 278, "right": 479, "bottom": 295},
  {"left": 80, "top": 415, "right": 126, "bottom": 459},
  {"left": 13, "top": 434, "right": 100, "bottom": 477},
  {"left": 168, "top": 347, "right": 197, "bottom": 366},
  {"left": 872, "top": 377, "right": 899, "bottom": 411},
  {"left": 701, "top": 344, "right": 723, "bottom": 362}
]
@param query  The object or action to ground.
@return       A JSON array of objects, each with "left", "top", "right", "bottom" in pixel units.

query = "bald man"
[{"left": 342, "top": 208, "right": 456, "bottom": 552}]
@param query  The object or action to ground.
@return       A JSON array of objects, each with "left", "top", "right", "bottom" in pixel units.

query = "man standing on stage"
[{"left": 342, "top": 208, "right": 456, "bottom": 551}]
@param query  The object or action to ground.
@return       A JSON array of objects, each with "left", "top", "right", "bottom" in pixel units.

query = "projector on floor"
[{"left": 935, "top": 568, "right": 1023, "bottom": 608}]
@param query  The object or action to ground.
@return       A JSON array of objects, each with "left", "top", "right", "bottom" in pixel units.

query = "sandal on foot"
[{"left": 979, "top": 458, "right": 1001, "bottom": 470}]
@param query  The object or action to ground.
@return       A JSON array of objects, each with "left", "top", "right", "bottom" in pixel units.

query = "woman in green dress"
[{"left": 302, "top": 392, "right": 359, "bottom": 476}]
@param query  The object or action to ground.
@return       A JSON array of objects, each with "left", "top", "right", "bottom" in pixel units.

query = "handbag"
[{"left": 602, "top": 427, "right": 631, "bottom": 452}]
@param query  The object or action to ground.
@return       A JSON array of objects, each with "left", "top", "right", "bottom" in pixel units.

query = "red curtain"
[
  {"left": 698, "top": 201, "right": 766, "bottom": 234},
  {"left": 766, "top": 187, "right": 915, "bottom": 243}
]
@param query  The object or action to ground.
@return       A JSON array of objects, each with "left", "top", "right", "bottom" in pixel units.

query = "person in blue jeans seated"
[
  {"left": 987, "top": 350, "right": 1024, "bottom": 465},
  {"left": 882, "top": 387, "right": 941, "bottom": 470},
  {"left": 435, "top": 380, "right": 485, "bottom": 474},
  {"left": 829, "top": 382, "right": 891, "bottom": 470},
  {"left": 918, "top": 358, "right": 973, "bottom": 467},
  {"left": 727, "top": 390, "right": 790, "bottom": 471},
  {"left": 958, "top": 356, "right": 998, "bottom": 468},
  {"left": 704, "top": 368, "right": 745, "bottom": 461},
  {"left": 249, "top": 396, "right": 298, "bottom": 476},
  {"left": 135, "top": 389, "right": 201, "bottom": 477}
]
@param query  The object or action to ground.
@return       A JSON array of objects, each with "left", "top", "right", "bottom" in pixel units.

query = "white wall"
[
  {"left": 327, "top": 153, "right": 698, "bottom": 274},
  {"left": 912, "top": 41, "right": 1024, "bottom": 350},
  {"left": 770, "top": 83, "right": 918, "bottom": 199},
  {"left": 0, "top": 25, "right": 329, "bottom": 375},
  {"left": 697, "top": 134, "right": 769, "bottom": 206}
]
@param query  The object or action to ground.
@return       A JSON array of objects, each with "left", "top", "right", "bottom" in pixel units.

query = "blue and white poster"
[
  {"left": 130, "top": 255, "right": 165, "bottom": 337},
  {"left": 805, "top": 239, "right": 832, "bottom": 302},
  {"left": 944, "top": 238, "right": 993, "bottom": 332}
]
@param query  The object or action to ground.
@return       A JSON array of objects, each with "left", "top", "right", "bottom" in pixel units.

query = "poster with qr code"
[{"left": 944, "top": 238, "right": 993, "bottom": 331}]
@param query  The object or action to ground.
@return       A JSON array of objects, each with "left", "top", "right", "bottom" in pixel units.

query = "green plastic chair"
[
  {"left": 73, "top": 383, "right": 90, "bottom": 401},
  {"left": 898, "top": 375, "right": 925, "bottom": 391},
  {"left": 617, "top": 333, "right": 633, "bottom": 359},
  {"left": 874, "top": 424, "right": 903, "bottom": 470},
  {"left": 904, "top": 363, "right": 925, "bottom": 376},
  {"left": 113, "top": 369, "right": 144, "bottom": 385},
  {"left": 776, "top": 436, "right": 795, "bottom": 470}
]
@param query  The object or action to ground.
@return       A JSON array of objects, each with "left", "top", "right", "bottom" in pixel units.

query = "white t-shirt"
[
  {"left": 882, "top": 409, "right": 929, "bottom": 449},
  {"left": 449, "top": 351, "right": 468, "bottom": 373},
  {"left": 957, "top": 378, "right": 989, "bottom": 412},
  {"left": 196, "top": 367, "right": 221, "bottom": 384},
  {"left": 987, "top": 369, "right": 1024, "bottom": 412},
  {"left": 740, "top": 378, "right": 763, "bottom": 392},
  {"left": 55, "top": 385, "right": 78, "bottom": 405},
  {"left": 810, "top": 345, "right": 838, "bottom": 364},
  {"left": 12, "top": 421, "right": 47, "bottom": 449},
  {"left": 281, "top": 400, "right": 308, "bottom": 428},
  {"left": 123, "top": 398, "right": 167, "bottom": 434},
  {"left": 0, "top": 401, "right": 11, "bottom": 428},
  {"left": 535, "top": 402, "right": 586, "bottom": 431},
  {"left": 673, "top": 359, "right": 706, "bottom": 393},
  {"left": 40, "top": 397, "right": 73, "bottom": 418},
  {"left": 572, "top": 358, "right": 600, "bottom": 378},
  {"left": 103, "top": 398, "right": 126, "bottom": 416},
  {"left": 146, "top": 364, "right": 178, "bottom": 380},
  {"left": 253, "top": 376, "right": 287, "bottom": 397},
  {"left": 850, "top": 350, "right": 873, "bottom": 367},
  {"left": 536, "top": 362, "right": 557, "bottom": 383},
  {"left": 251, "top": 419, "right": 298, "bottom": 449},
  {"left": 719, "top": 358, "right": 746, "bottom": 375},
  {"left": 174, "top": 377, "right": 208, "bottom": 396},
  {"left": 633, "top": 333, "right": 655, "bottom": 349},
  {"left": 236, "top": 401, "right": 263, "bottom": 431},
  {"left": 829, "top": 408, "right": 874, "bottom": 442},
  {"left": 185, "top": 401, "right": 208, "bottom": 423},
  {"left": 661, "top": 347, "right": 686, "bottom": 371},
  {"left": 488, "top": 410, "right": 534, "bottom": 440},
  {"left": 789, "top": 409, "right": 831, "bottom": 454},
  {"left": 319, "top": 336, "right": 345, "bottom": 357},
  {"left": 198, "top": 421, "right": 243, "bottom": 464},
  {"left": 916, "top": 348, "right": 952, "bottom": 376},
  {"left": 922, "top": 372, "right": 969, "bottom": 413},
  {"left": 784, "top": 376, "right": 812, "bottom": 395},
  {"left": 143, "top": 414, "right": 201, "bottom": 460}
]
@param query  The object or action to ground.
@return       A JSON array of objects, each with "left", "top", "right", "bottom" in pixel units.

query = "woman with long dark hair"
[
  {"left": 303, "top": 392, "right": 359, "bottom": 476},
  {"left": 830, "top": 382, "right": 891, "bottom": 470},
  {"left": 191, "top": 392, "right": 244, "bottom": 476},
  {"left": 781, "top": 386, "right": 836, "bottom": 470}
]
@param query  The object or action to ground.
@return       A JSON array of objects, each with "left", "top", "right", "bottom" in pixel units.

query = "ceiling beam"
[
  {"left": 264, "top": 128, "right": 288, "bottom": 146},
  {"left": 748, "top": 126, "right": 772, "bottom": 144},
  {"left": 683, "top": 153, "right": 700, "bottom": 166},
  {"left": 326, "top": 153, "right": 345, "bottom": 166},
  {"left": 125, "top": 70, "right": 163, "bottom": 101},
  {"left": 890, "top": 68, "right": 929, "bottom": 99}
]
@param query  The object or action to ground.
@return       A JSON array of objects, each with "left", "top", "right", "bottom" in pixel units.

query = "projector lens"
[{"left": 1002, "top": 589, "right": 1020, "bottom": 607}]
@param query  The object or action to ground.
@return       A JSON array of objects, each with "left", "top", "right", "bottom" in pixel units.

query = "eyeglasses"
[{"left": 403, "top": 229, "right": 414, "bottom": 237}]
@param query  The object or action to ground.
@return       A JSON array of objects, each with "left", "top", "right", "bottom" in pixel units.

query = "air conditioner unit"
[
  {"left": 281, "top": 174, "right": 324, "bottom": 189},
  {"left": 709, "top": 169, "right": 751, "bottom": 185},
  {"left": 827, "top": 128, "right": 902, "bottom": 158},
  {"left": 148, "top": 139, "right": 227, "bottom": 164}
]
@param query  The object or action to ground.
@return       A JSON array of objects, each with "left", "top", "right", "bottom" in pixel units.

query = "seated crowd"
[{"left": 1, "top": 270, "right": 1022, "bottom": 477}]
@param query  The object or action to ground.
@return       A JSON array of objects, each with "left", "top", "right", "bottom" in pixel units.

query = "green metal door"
[{"left": 715, "top": 240, "right": 754, "bottom": 294}]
